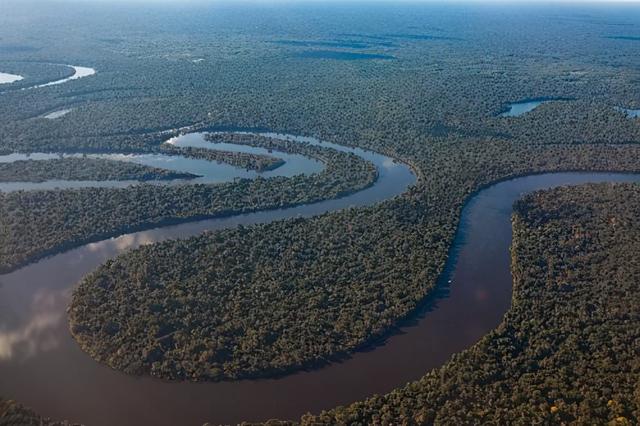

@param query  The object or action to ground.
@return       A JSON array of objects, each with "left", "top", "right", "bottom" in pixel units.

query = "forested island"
[
  {"left": 297, "top": 183, "right": 640, "bottom": 424},
  {"left": 0, "top": 144, "right": 286, "bottom": 185},
  {"left": 0, "top": 157, "right": 195, "bottom": 182},
  {"left": 0, "top": 134, "right": 377, "bottom": 272},
  {"left": 8, "top": 183, "right": 640, "bottom": 425},
  {"left": 67, "top": 142, "right": 640, "bottom": 382},
  {"left": 161, "top": 143, "right": 285, "bottom": 172}
]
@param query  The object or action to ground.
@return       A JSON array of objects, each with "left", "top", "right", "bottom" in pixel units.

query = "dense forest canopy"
[
  {"left": 300, "top": 183, "right": 640, "bottom": 425},
  {"left": 0, "top": 157, "right": 195, "bottom": 183},
  {"left": 1, "top": 1, "right": 640, "bottom": 425},
  {"left": 0, "top": 134, "right": 376, "bottom": 272}
]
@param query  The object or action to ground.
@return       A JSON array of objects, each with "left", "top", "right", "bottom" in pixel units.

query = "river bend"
[
  {"left": 0, "top": 133, "right": 322, "bottom": 192},
  {"left": 0, "top": 131, "right": 413, "bottom": 425},
  {"left": 0, "top": 132, "right": 637, "bottom": 424}
]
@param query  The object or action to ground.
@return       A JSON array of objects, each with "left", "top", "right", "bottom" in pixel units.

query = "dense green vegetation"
[
  {"left": 162, "top": 143, "right": 284, "bottom": 172},
  {"left": 7, "top": 183, "right": 640, "bottom": 426},
  {"left": 0, "top": 399, "right": 78, "bottom": 426},
  {"left": 0, "top": 62, "right": 74, "bottom": 92},
  {"left": 68, "top": 142, "right": 640, "bottom": 382},
  {"left": 299, "top": 183, "right": 640, "bottom": 424},
  {"left": 1, "top": 2, "right": 640, "bottom": 424},
  {"left": 0, "top": 157, "right": 195, "bottom": 182},
  {"left": 2, "top": 5, "right": 640, "bottom": 155},
  {"left": 0, "top": 135, "right": 376, "bottom": 272}
]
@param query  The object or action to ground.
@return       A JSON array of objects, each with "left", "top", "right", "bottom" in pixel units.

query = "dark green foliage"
[
  {"left": 0, "top": 135, "right": 376, "bottom": 272},
  {"left": 162, "top": 142, "right": 284, "bottom": 172},
  {"left": 303, "top": 183, "right": 640, "bottom": 425},
  {"left": 68, "top": 143, "right": 640, "bottom": 382},
  {"left": 1, "top": 3, "right": 640, "bottom": 422},
  {"left": 0, "top": 399, "right": 80, "bottom": 426},
  {"left": 0, "top": 157, "right": 195, "bottom": 182},
  {"left": 70, "top": 209, "right": 439, "bottom": 380}
]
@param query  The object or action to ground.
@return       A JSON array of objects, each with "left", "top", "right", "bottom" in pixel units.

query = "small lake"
[
  {"left": 0, "top": 72, "right": 24, "bottom": 84},
  {"left": 616, "top": 107, "right": 640, "bottom": 118},
  {"left": 499, "top": 98, "right": 565, "bottom": 117}
]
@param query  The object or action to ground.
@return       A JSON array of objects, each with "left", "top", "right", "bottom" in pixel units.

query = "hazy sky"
[
  {"left": 45, "top": 0, "right": 640, "bottom": 3},
  {"left": 18, "top": 0, "right": 640, "bottom": 7}
]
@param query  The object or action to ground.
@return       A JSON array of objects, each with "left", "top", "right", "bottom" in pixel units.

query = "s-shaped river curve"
[
  {"left": 0, "top": 130, "right": 415, "bottom": 426},
  {"left": 0, "top": 68, "right": 636, "bottom": 424},
  {"left": 2, "top": 129, "right": 638, "bottom": 425},
  {"left": 2, "top": 63, "right": 639, "bottom": 426},
  {"left": 0, "top": 64, "right": 96, "bottom": 94}
]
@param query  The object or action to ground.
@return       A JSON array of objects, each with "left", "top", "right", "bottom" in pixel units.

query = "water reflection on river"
[
  {"left": 2, "top": 135, "right": 636, "bottom": 425},
  {"left": 0, "top": 133, "right": 322, "bottom": 192},
  {"left": 499, "top": 98, "right": 567, "bottom": 117},
  {"left": 31, "top": 65, "right": 96, "bottom": 89},
  {"left": 0, "top": 72, "right": 23, "bottom": 84}
]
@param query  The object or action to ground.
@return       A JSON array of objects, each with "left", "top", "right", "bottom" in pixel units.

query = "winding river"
[
  {"left": 1, "top": 125, "right": 638, "bottom": 424},
  {"left": 0, "top": 133, "right": 322, "bottom": 192},
  {"left": 30, "top": 65, "right": 96, "bottom": 89},
  {"left": 0, "top": 64, "right": 96, "bottom": 93},
  {"left": 0, "top": 72, "right": 24, "bottom": 84},
  {"left": 499, "top": 98, "right": 569, "bottom": 117}
]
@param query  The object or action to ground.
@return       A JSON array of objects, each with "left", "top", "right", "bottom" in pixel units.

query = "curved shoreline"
[
  {"left": 498, "top": 97, "right": 574, "bottom": 117},
  {"left": 1, "top": 167, "right": 638, "bottom": 425},
  {"left": 0, "top": 132, "right": 414, "bottom": 426},
  {"left": 0, "top": 134, "right": 322, "bottom": 192},
  {"left": 0, "top": 72, "right": 24, "bottom": 84},
  {"left": 29, "top": 65, "right": 96, "bottom": 89},
  {"left": 0, "top": 63, "right": 96, "bottom": 93},
  {"left": 0, "top": 131, "right": 386, "bottom": 274}
]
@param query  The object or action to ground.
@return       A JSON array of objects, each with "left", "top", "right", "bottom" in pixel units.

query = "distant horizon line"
[{"left": 9, "top": 0, "right": 640, "bottom": 4}]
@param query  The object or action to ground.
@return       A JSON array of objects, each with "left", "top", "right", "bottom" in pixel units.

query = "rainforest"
[{"left": 1, "top": 1, "right": 639, "bottom": 425}]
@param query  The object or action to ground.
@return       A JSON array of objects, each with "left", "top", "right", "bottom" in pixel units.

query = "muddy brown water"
[{"left": 0, "top": 146, "right": 637, "bottom": 425}]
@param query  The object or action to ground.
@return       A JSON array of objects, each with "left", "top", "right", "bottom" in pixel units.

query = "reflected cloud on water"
[
  {"left": 0, "top": 131, "right": 417, "bottom": 425},
  {"left": 381, "top": 157, "right": 400, "bottom": 170},
  {"left": 0, "top": 288, "right": 66, "bottom": 362},
  {"left": 86, "top": 232, "right": 158, "bottom": 254}
]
